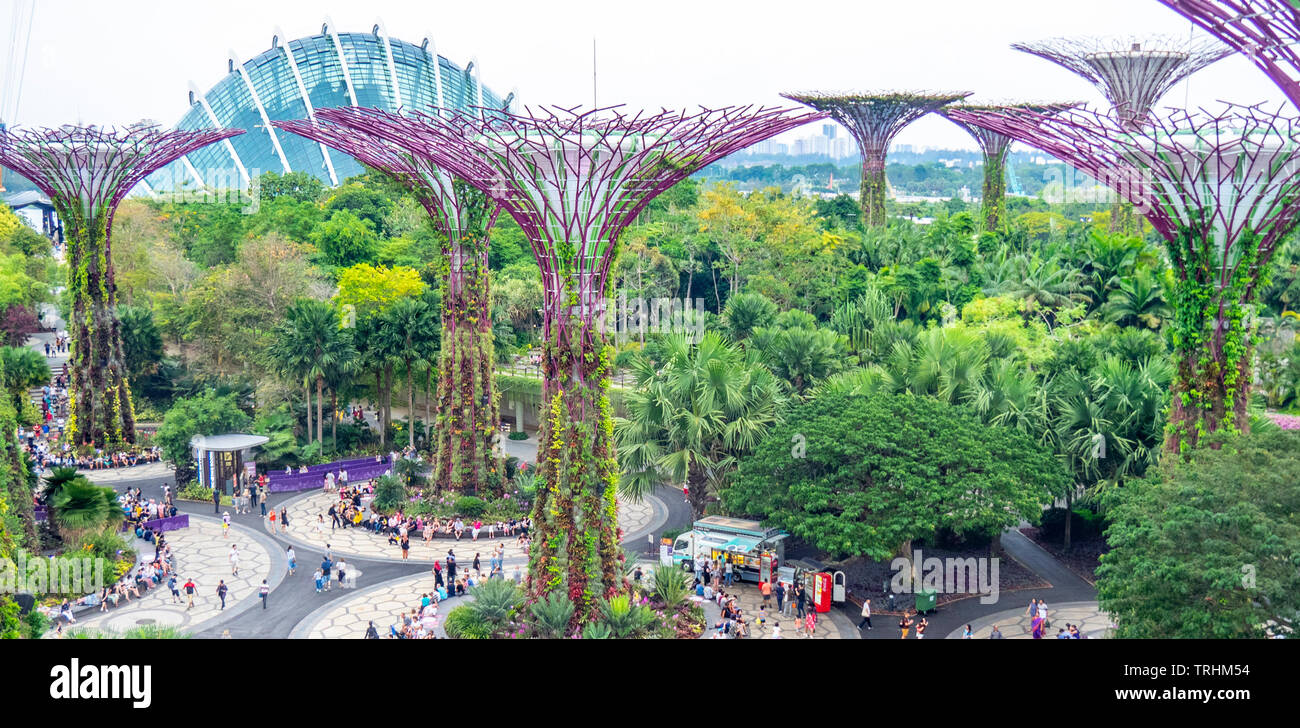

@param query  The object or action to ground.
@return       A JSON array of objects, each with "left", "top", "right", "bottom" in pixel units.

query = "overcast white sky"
[{"left": 1, "top": 0, "right": 1288, "bottom": 151}]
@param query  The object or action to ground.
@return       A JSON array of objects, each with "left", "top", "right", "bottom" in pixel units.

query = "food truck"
[{"left": 670, "top": 516, "right": 789, "bottom": 584}]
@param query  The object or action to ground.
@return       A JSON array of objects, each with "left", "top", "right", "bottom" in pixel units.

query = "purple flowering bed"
[{"left": 1268, "top": 412, "right": 1300, "bottom": 430}]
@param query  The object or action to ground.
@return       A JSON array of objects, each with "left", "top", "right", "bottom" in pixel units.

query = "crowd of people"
[
  {"left": 45, "top": 486, "right": 216, "bottom": 634},
  {"left": 19, "top": 358, "right": 163, "bottom": 474}
]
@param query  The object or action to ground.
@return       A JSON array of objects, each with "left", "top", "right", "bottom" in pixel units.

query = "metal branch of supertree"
[
  {"left": 274, "top": 116, "right": 495, "bottom": 239},
  {"left": 937, "top": 102, "right": 1080, "bottom": 230},
  {"left": 937, "top": 102, "right": 1081, "bottom": 158},
  {"left": 943, "top": 102, "right": 1300, "bottom": 282},
  {"left": 0, "top": 124, "right": 244, "bottom": 215},
  {"left": 779, "top": 91, "right": 972, "bottom": 159},
  {"left": 779, "top": 91, "right": 970, "bottom": 227},
  {"left": 314, "top": 104, "right": 825, "bottom": 321},
  {"left": 1011, "top": 35, "right": 1232, "bottom": 126},
  {"left": 1157, "top": 0, "right": 1300, "bottom": 109}
]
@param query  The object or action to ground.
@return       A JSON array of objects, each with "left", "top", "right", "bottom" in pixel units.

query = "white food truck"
[{"left": 670, "top": 516, "right": 789, "bottom": 584}]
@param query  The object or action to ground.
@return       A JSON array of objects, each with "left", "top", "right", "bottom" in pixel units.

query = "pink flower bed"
[{"left": 1267, "top": 413, "right": 1300, "bottom": 430}]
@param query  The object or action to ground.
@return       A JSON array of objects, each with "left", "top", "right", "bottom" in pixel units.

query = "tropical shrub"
[
  {"left": 454, "top": 496, "right": 486, "bottom": 518},
  {"left": 371, "top": 475, "right": 407, "bottom": 513},
  {"left": 530, "top": 592, "right": 575, "bottom": 638},
  {"left": 443, "top": 604, "right": 493, "bottom": 639}
]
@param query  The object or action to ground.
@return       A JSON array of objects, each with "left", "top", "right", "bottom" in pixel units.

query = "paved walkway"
[
  {"left": 947, "top": 600, "right": 1111, "bottom": 639},
  {"left": 81, "top": 462, "right": 173, "bottom": 484},
  {"left": 291, "top": 571, "right": 474, "bottom": 639},
  {"left": 272, "top": 489, "right": 655, "bottom": 566},
  {"left": 65, "top": 514, "right": 280, "bottom": 636},
  {"left": 855, "top": 528, "right": 1101, "bottom": 639},
  {"left": 696, "top": 579, "right": 855, "bottom": 639}
]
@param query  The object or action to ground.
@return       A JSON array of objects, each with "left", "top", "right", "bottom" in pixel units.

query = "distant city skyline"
[{"left": 0, "top": 0, "right": 1288, "bottom": 153}]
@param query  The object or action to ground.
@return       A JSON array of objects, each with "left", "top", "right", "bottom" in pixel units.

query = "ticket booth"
[{"left": 192, "top": 434, "right": 268, "bottom": 495}]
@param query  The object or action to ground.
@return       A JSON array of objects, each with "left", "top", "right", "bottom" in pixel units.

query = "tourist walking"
[
  {"left": 858, "top": 598, "right": 872, "bottom": 630},
  {"left": 229, "top": 544, "right": 239, "bottom": 576},
  {"left": 286, "top": 546, "right": 296, "bottom": 576},
  {"left": 184, "top": 578, "right": 197, "bottom": 609},
  {"left": 222, "top": 511, "right": 231, "bottom": 538},
  {"left": 990, "top": 624, "right": 1004, "bottom": 639},
  {"left": 321, "top": 556, "right": 333, "bottom": 591},
  {"left": 213, "top": 488, "right": 221, "bottom": 515},
  {"left": 259, "top": 580, "right": 270, "bottom": 609},
  {"left": 216, "top": 580, "right": 228, "bottom": 610},
  {"left": 279, "top": 506, "right": 288, "bottom": 533}
]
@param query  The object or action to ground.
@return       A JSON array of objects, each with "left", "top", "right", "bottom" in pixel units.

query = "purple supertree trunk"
[
  {"left": 317, "top": 104, "right": 823, "bottom": 626},
  {"left": 275, "top": 116, "right": 502, "bottom": 496},
  {"left": 946, "top": 103, "right": 1300, "bottom": 453},
  {"left": 0, "top": 124, "right": 242, "bottom": 448}
]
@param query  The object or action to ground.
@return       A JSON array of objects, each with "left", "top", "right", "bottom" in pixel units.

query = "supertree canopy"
[
  {"left": 1011, "top": 35, "right": 1231, "bottom": 127},
  {"left": 325, "top": 104, "right": 823, "bottom": 624},
  {"left": 1012, "top": 35, "right": 1231, "bottom": 234},
  {"left": 937, "top": 102, "right": 1079, "bottom": 231},
  {"left": 274, "top": 113, "right": 503, "bottom": 496},
  {"left": 0, "top": 124, "right": 242, "bottom": 447},
  {"left": 780, "top": 91, "right": 971, "bottom": 227},
  {"left": 945, "top": 103, "right": 1300, "bottom": 453},
  {"left": 1157, "top": 1, "right": 1300, "bottom": 109}
]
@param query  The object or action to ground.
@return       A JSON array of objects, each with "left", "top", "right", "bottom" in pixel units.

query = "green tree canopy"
[
  {"left": 1096, "top": 429, "right": 1300, "bottom": 639},
  {"left": 155, "top": 392, "right": 252, "bottom": 481},
  {"left": 724, "top": 391, "right": 1067, "bottom": 559}
]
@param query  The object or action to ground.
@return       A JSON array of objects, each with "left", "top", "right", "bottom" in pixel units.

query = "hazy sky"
[{"left": 1, "top": 0, "right": 1288, "bottom": 151}]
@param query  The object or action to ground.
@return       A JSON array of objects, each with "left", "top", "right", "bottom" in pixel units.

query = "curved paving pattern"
[
  {"left": 81, "top": 462, "right": 173, "bottom": 484},
  {"left": 947, "top": 600, "right": 1111, "bottom": 639},
  {"left": 292, "top": 571, "right": 471, "bottom": 639},
  {"left": 275, "top": 489, "right": 655, "bottom": 565},
  {"left": 66, "top": 515, "right": 276, "bottom": 635}
]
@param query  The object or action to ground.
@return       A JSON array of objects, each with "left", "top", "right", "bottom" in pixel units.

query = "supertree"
[
  {"left": 945, "top": 103, "right": 1300, "bottom": 453},
  {"left": 937, "top": 102, "right": 1079, "bottom": 231},
  {"left": 1012, "top": 35, "right": 1231, "bottom": 233},
  {"left": 274, "top": 114, "right": 502, "bottom": 496},
  {"left": 1156, "top": 1, "right": 1300, "bottom": 109},
  {"left": 0, "top": 124, "right": 242, "bottom": 447},
  {"left": 779, "top": 92, "right": 971, "bottom": 228},
  {"left": 320, "top": 104, "right": 823, "bottom": 623}
]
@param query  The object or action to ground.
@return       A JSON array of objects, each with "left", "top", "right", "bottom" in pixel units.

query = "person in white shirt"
[{"left": 229, "top": 545, "right": 240, "bottom": 576}]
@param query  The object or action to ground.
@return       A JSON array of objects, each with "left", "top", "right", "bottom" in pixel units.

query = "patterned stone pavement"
[
  {"left": 275, "top": 489, "right": 655, "bottom": 565},
  {"left": 694, "top": 578, "right": 850, "bottom": 639},
  {"left": 81, "top": 462, "right": 173, "bottom": 484},
  {"left": 948, "top": 600, "right": 1111, "bottom": 639},
  {"left": 292, "top": 571, "right": 471, "bottom": 639},
  {"left": 66, "top": 515, "right": 276, "bottom": 635}
]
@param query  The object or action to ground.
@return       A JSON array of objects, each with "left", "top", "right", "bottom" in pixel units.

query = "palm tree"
[
  {"left": 51, "top": 480, "right": 118, "bottom": 544},
  {"left": 907, "top": 326, "right": 990, "bottom": 405},
  {"left": 1101, "top": 269, "right": 1171, "bottom": 330},
  {"left": 750, "top": 325, "right": 852, "bottom": 396},
  {"left": 721, "top": 292, "right": 778, "bottom": 343},
  {"left": 614, "top": 332, "right": 783, "bottom": 518},
  {"left": 380, "top": 296, "right": 436, "bottom": 450},
  {"left": 277, "top": 300, "right": 355, "bottom": 446},
  {"left": 828, "top": 286, "right": 893, "bottom": 355}
]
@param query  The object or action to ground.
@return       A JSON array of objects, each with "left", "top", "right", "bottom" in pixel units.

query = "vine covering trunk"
[
  {"left": 860, "top": 154, "right": 888, "bottom": 228},
  {"left": 1164, "top": 226, "right": 1259, "bottom": 452},
  {"left": 430, "top": 216, "right": 501, "bottom": 495},
  {"left": 527, "top": 293, "right": 623, "bottom": 627},
  {"left": 66, "top": 214, "right": 136, "bottom": 448}
]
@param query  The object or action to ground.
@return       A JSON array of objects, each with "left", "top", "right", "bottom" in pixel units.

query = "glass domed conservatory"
[{"left": 146, "top": 22, "right": 511, "bottom": 192}]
